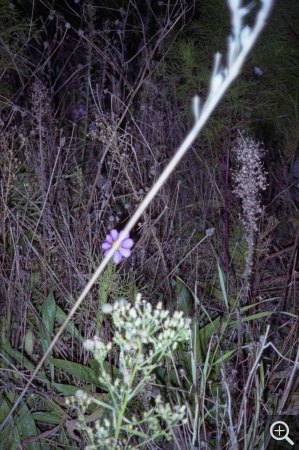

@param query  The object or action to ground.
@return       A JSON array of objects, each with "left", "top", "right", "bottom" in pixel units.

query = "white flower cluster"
[
  {"left": 111, "top": 295, "right": 191, "bottom": 360},
  {"left": 155, "top": 395, "right": 187, "bottom": 423},
  {"left": 79, "top": 295, "right": 191, "bottom": 448},
  {"left": 232, "top": 133, "right": 267, "bottom": 243}
]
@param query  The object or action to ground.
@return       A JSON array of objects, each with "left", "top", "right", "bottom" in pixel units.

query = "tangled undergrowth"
[{"left": 1, "top": 0, "right": 299, "bottom": 449}]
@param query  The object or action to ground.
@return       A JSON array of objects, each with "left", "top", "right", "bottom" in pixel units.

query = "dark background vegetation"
[{"left": 1, "top": 0, "right": 299, "bottom": 448}]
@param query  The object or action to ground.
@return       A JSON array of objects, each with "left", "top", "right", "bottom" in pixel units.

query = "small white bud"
[{"left": 102, "top": 303, "right": 113, "bottom": 314}]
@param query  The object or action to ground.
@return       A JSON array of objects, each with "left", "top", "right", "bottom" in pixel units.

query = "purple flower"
[
  {"left": 102, "top": 229, "right": 134, "bottom": 264},
  {"left": 254, "top": 66, "right": 264, "bottom": 76},
  {"left": 73, "top": 106, "right": 86, "bottom": 117}
]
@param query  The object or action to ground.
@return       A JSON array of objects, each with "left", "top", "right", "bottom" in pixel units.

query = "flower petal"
[
  {"left": 105, "top": 234, "right": 113, "bottom": 244},
  {"left": 120, "top": 238, "right": 133, "bottom": 249},
  {"left": 119, "top": 230, "right": 130, "bottom": 241},
  {"left": 102, "top": 242, "right": 112, "bottom": 250},
  {"left": 118, "top": 247, "right": 131, "bottom": 258},
  {"left": 110, "top": 229, "right": 119, "bottom": 241},
  {"left": 114, "top": 251, "right": 122, "bottom": 264}
]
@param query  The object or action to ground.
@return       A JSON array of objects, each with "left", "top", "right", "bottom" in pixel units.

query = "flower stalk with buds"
[{"left": 232, "top": 132, "right": 268, "bottom": 304}]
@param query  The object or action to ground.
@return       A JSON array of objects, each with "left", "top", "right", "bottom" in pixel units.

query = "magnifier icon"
[{"left": 270, "top": 421, "right": 294, "bottom": 446}]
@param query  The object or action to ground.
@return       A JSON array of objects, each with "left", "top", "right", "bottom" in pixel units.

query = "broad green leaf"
[
  {"left": 55, "top": 305, "right": 84, "bottom": 343},
  {"left": 41, "top": 291, "right": 56, "bottom": 335},
  {"left": 49, "top": 358, "right": 108, "bottom": 389},
  {"left": 15, "top": 401, "right": 39, "bottom": 450},
  {"left": 0, "top": 397, "right": 19, "bottom": 449},
  {"left": 32, "top": 393, "right": 65, "bottom": 417},
  {"left": 171, "top": 344, "right": 193, "bottom": 382},
  {"left": 1, "top": 391, "right": 38, "bottom": 449},
  {"left": 40, "top": 291, "right": 56, "bottom": 380},
  {"left": 198, "top": 281, "right": 224, "bottom": 300},
  {"left": 173, "top": 277, "right": 192, "bottom": 317},
  {"left": 24, "top": 329, "right": 35, "bottom": 357},
  {"left": 32, "top": 411, "right": 62, "bottom": 425},
  {"left": 0, "top": 341, "right": 49, "bottom": 384},
  {"left": 52, "top": 382, "right": 92, "bottom": 396},
  {"left": 191, "top": 317, "right": 221, "bottom": 364},
  {"left": 89, "top": 358, "right": 121, "bottom": 379}
]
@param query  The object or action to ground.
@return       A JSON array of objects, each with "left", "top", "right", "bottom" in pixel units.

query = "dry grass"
[{"left": 1, "top": 0, "right": 299, "bottom": 448}]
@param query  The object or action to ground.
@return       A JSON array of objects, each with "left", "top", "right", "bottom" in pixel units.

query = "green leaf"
[
  {"left": 198, "top": 281, "right": 232, "bottom": 304},
  {"left": 15, "top": 401, "right": 40, "bottom": 450},
  {"left": 0, "top": 341, "right": 49, "bottom": 384},
  {"left": 191, "top": 317, "right": 221, "bottom": 364},
  {"left": 217, "top": 263, "right": 228, "bottom": 311},
  {"left": 212, "top": 349, "right": 237, "bottom": 366},
  {"left": 200, "top": 340, "right": 212, "bottom": 396},
  {"left": 240, "top": 297, "right": 280, "bottom": 312},
  {"left": 39, "top": 291, "right": 56, "bottom": 380},
  {"left": 173, "top": 277, "right": 192, "bottom": 317},
  {"left": 49, "top": 358, "right": 108, "bottom": 389},
  {"left": 89, "top": 358, "right": 121, "bottom": 380},
  {"left": 41, "top": 291, "right": 56, "bottom": 335},
  {"left": 32, "top": 393, "right": 65, "bottom": 417},
  {"left": 52, "top": 382, "right": 91, "bottom": 396},
  {"left": 55, "top": 305, "right": 84, "bottom": 343},
  {"left": 231, "top": 310, "right": 297, "bottom": 325},
  {"left": 0, "top": 397, "right": 19, "bottom": 449},
  {"left": 31, "top": 412, "right": 62, "bottom": 425}
]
